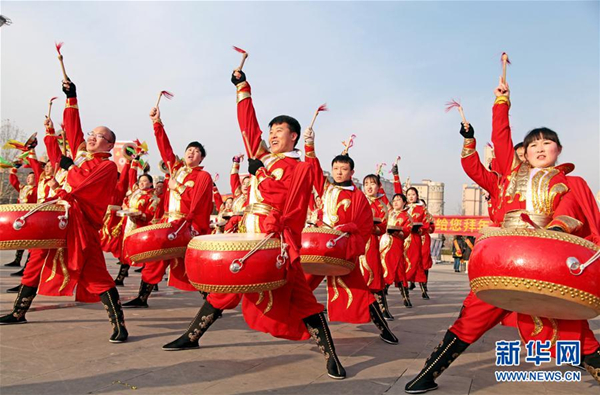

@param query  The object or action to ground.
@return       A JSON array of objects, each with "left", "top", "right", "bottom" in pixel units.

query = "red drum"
[
  {"left": 0, "top": 203, "right": 68, "bottom": 250},
  {"left": 123, "top": 221, "right": 192, "bottom": 264},
  {"left": 185, "top": 233, "right": 286, "bottom": 293},
  {"left": 469, "top": 228, "right": 600, "bottom": 320},
  {"left": 300, "top": 227, "right": 355, "bottom": 276}
]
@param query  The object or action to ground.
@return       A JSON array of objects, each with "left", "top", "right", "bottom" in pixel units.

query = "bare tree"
[{"left": 0, "top": 119, "right": 27, "bottom": 203}]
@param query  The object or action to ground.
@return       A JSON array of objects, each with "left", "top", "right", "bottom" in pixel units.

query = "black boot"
[
  {"left": 583, "top": 346, "right": 600, "bottom": 384},
  {"left": 303, "top": 312, "right": 346, "bottom": 379},
  {"left": 369, "top": 302, "right": 398, "bottom": 345},
  {"left": 400, "top": 286, "right": 413, "bottom": 308},
  {"left": 0, "top": 285, "right": 37, "bottom": 325},
  {"left": 134, "top": 264, "right": 144, "bottom": 273},
  {"left": 100, "top": 287, "right": 128, "bottom": 343},
  {"left": 4, "top": 250, "right": 24, "bottom": 267},
  {"left": 114, "top": 264, "right": 130, "bottom": 287},
  {"left": 163, "top": 298, "right": 222, "bottom": 351},
  {"left": 122, "top": 280, "right": 155, "bottom": 308},
  {"left": 7, "top": 284, "right": 21, "bottom": 294},
  {"left": 419, "top": 283, "right": 430, "bottom": 300},
  {"left": 409, "top": 282, "right": 416, "bottom": 290},
  {"left": 375, "top": 290, "right": 394, "bottom": 321},
  {"left": 405, "top": 331, "right": 470, "bottom": 393},
  {"left": 10, "top": 252, "right": 29, "bottom": 277}
]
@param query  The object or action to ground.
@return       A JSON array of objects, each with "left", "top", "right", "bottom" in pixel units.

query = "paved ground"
[{"left": 0, "top": 250, "right": 598, "bottom": 395}]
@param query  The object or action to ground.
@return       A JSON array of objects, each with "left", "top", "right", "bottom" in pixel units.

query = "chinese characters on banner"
[{"left": 433, "top": 216, "right": 493, "bottom": 236}]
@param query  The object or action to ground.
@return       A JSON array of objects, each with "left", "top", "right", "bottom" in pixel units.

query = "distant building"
[{"left": 462, "top": 183, "right": 487, "bottom": 216}]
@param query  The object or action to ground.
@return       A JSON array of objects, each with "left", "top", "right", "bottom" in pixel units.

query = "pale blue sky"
[{"left": 1, "top": 1, "right": 598, "bottom": 213}]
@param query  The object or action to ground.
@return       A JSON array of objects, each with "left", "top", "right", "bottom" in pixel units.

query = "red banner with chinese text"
[{"left": 433, "top": 216, "right": 494, "bottom": 236}]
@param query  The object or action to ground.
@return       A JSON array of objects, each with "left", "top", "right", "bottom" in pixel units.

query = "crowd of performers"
[{"left": 0, "top": 61, "right": 598, "bottom": 390}]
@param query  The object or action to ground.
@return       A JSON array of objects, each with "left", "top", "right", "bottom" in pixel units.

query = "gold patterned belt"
[
  {"left": 163, "top": 211, "right": 186, "bottom": 221},
  {"left": 502, "top": 210, "right": 551, "bottom": 229},
  {"left": 244, "top": 203, "right": 280, "bottom": 217}
]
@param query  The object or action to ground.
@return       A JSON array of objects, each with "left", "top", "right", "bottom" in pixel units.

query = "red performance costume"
[
  {"left": 123, "top": 117, "right": 213, "bottom": 308},
  {"left": 163, "top": 71, "right": 347, "bottom": 380},
  {"left": 405, "top": 94, "right": 600, "bottom": 393},
  {"left": 3, "top": 80, "right": 128, "bottom": 343},
  {"left": 303, "top": 142, "right": 375, "bottom": 324}
]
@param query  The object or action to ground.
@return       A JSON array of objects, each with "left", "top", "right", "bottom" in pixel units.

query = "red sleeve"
[
  {"left": 44, "top": 128, "right": 62, "bottom": 166},
  {"left": 213, "top": 184, "right": 223, "bottom": 211},
  {"left": 379, "top": 186, "right": 390, "bottom": 205},
  {"left": 128, "top": 161, "right": 139, "bottom": 191},
  {"left": 28, "top": 154, "right": 43, "bottom": 184},
  {"left": 393, "top": 174, "right": 403, "bottom": 194},
  {"left": 355, "top": 192, "right": 376, "bottom": 245},
  {"left": 113, "top": 161, "right": 132, "bottom": 204},
  {"left": 236, "top": 82, "right": 266, "bottom": 159},
  {"left": 63, "top": 98, "right": 85, "bottom": 155},
  {"left": 461, "top": 138, "right": 500, "bottom": 194},
  {"left": 230, "top": 162, "right": 241, "bottom": 195},
  {"left": 305, "top": 142, "right": 326, "bottom": 196},
  {"left": 491, "top": 101, "right": 517, "bottom": 176},
  {"left": 153, "top": 122, "right": 177, "bottom": 171},
  {"left": 9, "top": 168, "right": 20, "bottom": 192}
]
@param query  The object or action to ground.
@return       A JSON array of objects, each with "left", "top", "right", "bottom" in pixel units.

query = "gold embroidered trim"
[
  {"left": 124, "top": 222, "right": 174, "bottom": 238},
  {"left": 188, "top": 238, "right": 281, "bottom": 252},
  {"left": 549, "top": 216, "right": 583, "bottom": 233},
  {"left": 0, "top": 204, "right": 66, "bottom": 212},
  {"left": 478, "top": 227, "right": 599, "bottom": 251},
  {"left": 128, "top": 247, "right": 187, "bottom": 263},
  {"left": 494, "top": 96, "right": 511, "bottom": 107},
  {"left": 336, "top": 277, "right": 353, "bottom": 308},
  {"left": 237, "top": 91, "right": 251, "bottom": 103},
  {"left": 359, "top": 239, "right": 374, "bottom": 286},
  {"left": 470, "top": 276, "right": 600, "bottom": 314},
  {"left": 190, "top": 279, "right": 286, "bottom": 294},
  {"left": 300, "top": 255, "right": 355, "bottom": 271},
  {"left": 243, "top": 202, "right": 280, "bottom": 216},
  {"left": 0, "top": 239, "right": 66, "bottom": 250},
  {"left": 302, "top": 227, "right": 346, "bottom": 236}
]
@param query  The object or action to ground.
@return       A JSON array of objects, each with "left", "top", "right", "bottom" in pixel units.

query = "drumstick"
[
  {"left": 233, "top": 46, "right": 249, "bottom": 72},
  {"left": 55, "top": 42, "right": 69, "bottom": 81},
  {"left": 501, "top": 52, "right": 511, "bottom": 84},
  {"left": 308, "top": 103, "right": 328, "bottom": 130},
  {"left": 155, "top": 90, "right": 174, "bottom": 108},
  {"left": 47, "top": 97, "right": 58, "bottom": 119},
  {"left": 445, "top": 99, "right": 467, "bottom": 125}
]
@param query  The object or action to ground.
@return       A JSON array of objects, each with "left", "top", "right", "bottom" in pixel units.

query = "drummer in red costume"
[
  {"left": 303, "top": 127, "right": 398, "bottom": 344},
  {"left": 123, "top": 107, "right": 213, "bottom": 308},
  {"left": 225, "top": 154, "right": 250, "bottom": 233},
  {"left": 361, "top": 172, "right": 395, "bottom": 320},
  {"left": 405, "top": 80, "right": 600, "bottom": 393},
  {"left": 162, "top": 69, "right": 347, "bottom": 380},
  {"left": 380, "top": 182, "right": 413, "bottom": 308},
  {"left": 101, "top": 157, "right": 134, "bottom": 285},
  {"left": 4, "top": 118, "right": 67, "bottom": 294},
  {"left": 5, "top": 149, "right": 40, "bottom": 276},
  {"left": 404, "top": 187, "right": 431, "bottom": 300},
  {"left": 419, "top": 199, "right": 435, "bottom": 293},
  {"left": 2, "top": 79, "right": 128, "bottom": 343},
  {"left": 115, "top": 172, "right": 159, "bottom": 285}
]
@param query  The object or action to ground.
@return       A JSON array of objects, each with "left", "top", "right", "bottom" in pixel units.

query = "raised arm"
[
  {"left": 150, "top": 107, "right": 177, "bottom": 170},
  {"left": 61, "top": 80, "right": 85, "bottom": 154},
  {"left": 230, "top": 156, "right": 242, "bottom": 196},
  {"left": 304, "top": 127, "right": 326, "bottom": 196},
  {"left": 43, "top": 117, "right": 62, "bottom": 167},
  {"left": 391, "top": 163, "right": 403, "bottom": 194},
  {"left": 459, "top": 124, "right": 500, "bottom": 195},
  {"left": 232, "top": 72, "right": 268, "bottom": 160},
  {"left": 491, "top": 79, "right": 518, "bottom": 176}
]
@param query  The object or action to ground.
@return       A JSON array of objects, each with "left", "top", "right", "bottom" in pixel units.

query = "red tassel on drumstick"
[
  {"left": 55, "top": 41, "right": 69, "bottom": 81},
  {"left": 155, "top": 90, "right": 174, "bottom": 109},
  {"left": 47, "top": 97, "right": 58, "bottom": 119},
  {"left": 445, "top": 99, "right": 468, "bottom": 125},
  {"left": 308, "top": 103, "right": 328, "bottom": 130},
  {"left": 501, "top": 52, "right": 511, "bottom": 84}
]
